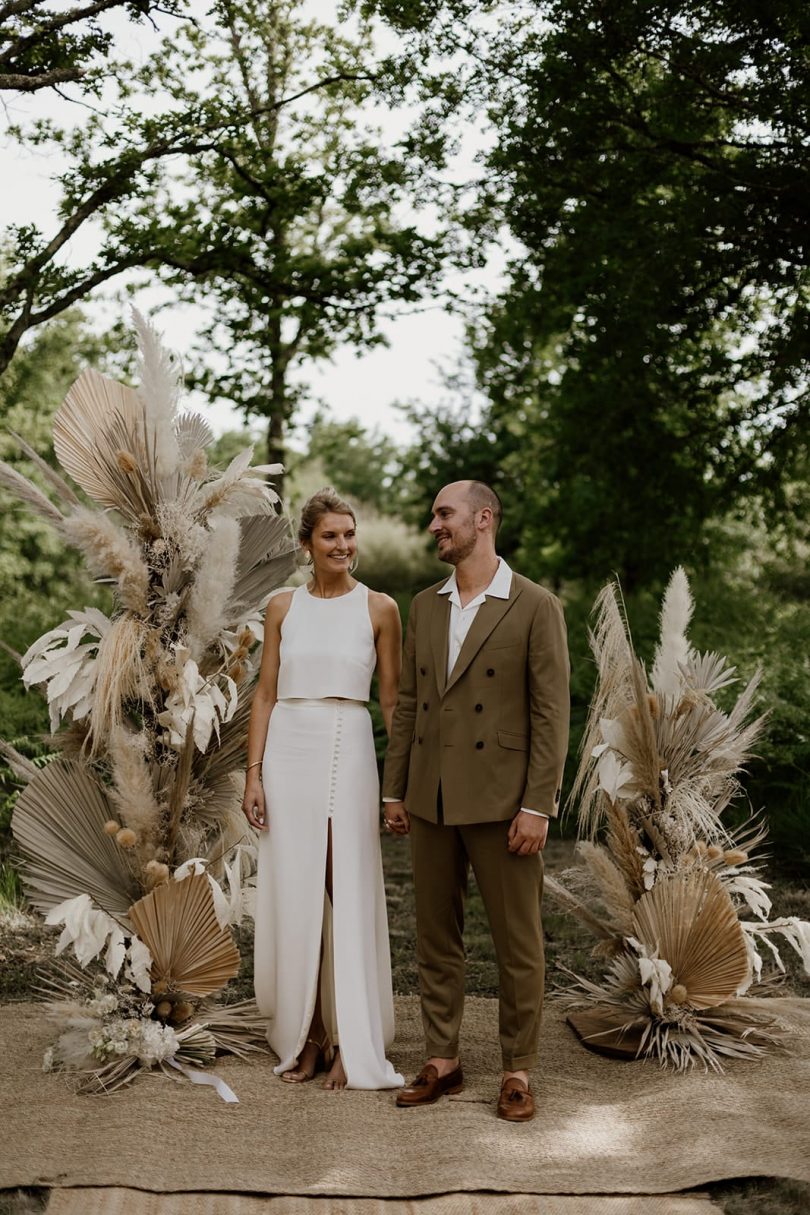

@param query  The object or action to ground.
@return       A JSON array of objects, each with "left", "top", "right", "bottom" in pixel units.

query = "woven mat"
[
  {"left": 46, "top": 1191, "right": 720, "bottom": 1214},
  {"left": 2, "top": 996, "right": 808, "bottom": 1197}
]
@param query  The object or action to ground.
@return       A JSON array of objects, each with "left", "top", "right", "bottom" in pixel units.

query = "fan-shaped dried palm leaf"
[
  {"left": 11, "top": 760, "right": 139, "bottom": 918},
  {"left": 53, "top": 369, "right": 143, "bottom": 508},
  {"left": 632, "top": 870, "right": 751, "bottom": 1009},
  {"left": 128, "top": 873, "right": 240, "bottom": 996},
  {"left": 7, "top": 430, "right": 81, "bottom": 507},
  {"left": 0, "top": 458, "right": 65, "bottom": 525},
  {"left": 175, "top": 412, "right": 214, "bottom": 456},
  {"left": 230, "top": 515, "right": 297, "bottom": 611}
]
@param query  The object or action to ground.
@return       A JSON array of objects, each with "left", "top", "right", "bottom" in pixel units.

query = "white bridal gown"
[{"left": 253, "top": 582, "right": 403, "bottom": 1089}]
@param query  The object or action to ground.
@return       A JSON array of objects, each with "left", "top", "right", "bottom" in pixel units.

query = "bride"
[{"left": 243, "top": 487, "right": 404, "bottom": 1090}]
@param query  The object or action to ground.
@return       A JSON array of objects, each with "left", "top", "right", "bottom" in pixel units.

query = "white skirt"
[{"left": 253, "top": 698, "right": 403, "bottom": 1090}]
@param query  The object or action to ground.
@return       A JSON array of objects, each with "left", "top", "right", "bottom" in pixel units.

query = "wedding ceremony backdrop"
[{"left": 0, "top": 1, "right": 808, "bottom": 1212}]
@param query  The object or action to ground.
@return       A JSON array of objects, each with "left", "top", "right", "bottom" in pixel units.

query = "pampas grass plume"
[
  {"left": 651, "top": 566, "right": 694, "bottom": 697},
  {"left": 61, "top": 507, "right": 149, "bottom": 615},
  {"left": 724, "top": 849, "right": 748, "bottom": 866},
  {"left": 132, "top": 307, "right": 181, "bottom": 481},
  {"left": 185, "top": 517, "right": 240, "bottom": 652}
]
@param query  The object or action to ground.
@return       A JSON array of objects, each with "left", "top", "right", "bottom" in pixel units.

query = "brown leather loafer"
[
  {"left": 497, "top": 1076, "right": 535, "bottom": 1122},
  {"left": 396, "top": 1063, "right": 464, "bottom": 1107}
]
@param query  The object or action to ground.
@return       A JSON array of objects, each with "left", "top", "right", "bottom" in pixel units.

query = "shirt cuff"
[
  {"left": 520, "top": 807, "right": 549, "bottom": 818},
  {"left": 382, "top": 797, "right": 400, "bottom": 803}
]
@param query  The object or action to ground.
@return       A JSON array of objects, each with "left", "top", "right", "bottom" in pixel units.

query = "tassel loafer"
[
  {"left": 396, "top": 1063, "right": 464, "bottom": 1107},
  {"left": 497, "top": 1076, "right": 535, "bottom": 1121}
]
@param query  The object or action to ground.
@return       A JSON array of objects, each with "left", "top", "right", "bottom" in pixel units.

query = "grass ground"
[{"left": 0, "top": 832, "right": 808, "bottom": 1214}]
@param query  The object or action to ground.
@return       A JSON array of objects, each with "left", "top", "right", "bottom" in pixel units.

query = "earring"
[
  {"left": 349, "top": 554, "right": 359, "bottom": 574},
  {"left": 304, "top": 549, "right": 313, "bottom": 566}
]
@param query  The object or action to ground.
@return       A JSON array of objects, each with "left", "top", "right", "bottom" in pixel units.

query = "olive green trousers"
[{"left": 409, "top": 810, "right": 545, "bottom": 1070}]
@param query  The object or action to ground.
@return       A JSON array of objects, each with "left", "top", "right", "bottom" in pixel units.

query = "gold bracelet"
[{"left": 246, "top": 760, "right": 262, "bottom": 771}]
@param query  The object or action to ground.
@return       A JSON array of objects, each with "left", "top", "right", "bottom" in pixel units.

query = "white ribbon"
[{"left": 166, "top": 1057, "right": 239, "bottom": 1103}]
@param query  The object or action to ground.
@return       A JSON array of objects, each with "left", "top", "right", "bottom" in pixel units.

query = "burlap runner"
[
  {"left": 46, "top": 1191, "right": 720, "bottom": 1214},
  {"left": 2, "top": 996, "right": 808, "bottom": 1197}
]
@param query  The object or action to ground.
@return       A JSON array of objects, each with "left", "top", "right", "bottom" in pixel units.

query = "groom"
[{"left": 382, "top": 480, "right": 570, "bottom": 1121}]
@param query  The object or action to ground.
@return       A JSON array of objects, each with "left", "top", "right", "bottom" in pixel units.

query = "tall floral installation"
[
  {"left": 548, "top": 568, "right": 810, "bottom": 1071},
  {"left": 0, "top": 311, "right": 297, "bottom": 1096}
]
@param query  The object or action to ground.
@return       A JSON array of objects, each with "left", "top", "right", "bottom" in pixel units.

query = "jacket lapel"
[
  {"left": 431, "top": 592, "right": 451, "bottom": 697},
  {"left": 443, "top": 576, "right": 524, "bottom": 695}
]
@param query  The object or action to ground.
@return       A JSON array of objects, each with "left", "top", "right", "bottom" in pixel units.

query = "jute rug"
[
  {"left": 46, "top": 1191, "right": 720, "bottom": 1214},
  {"left": 1, "top": 996, "right": 808, "bottom": 1198}
]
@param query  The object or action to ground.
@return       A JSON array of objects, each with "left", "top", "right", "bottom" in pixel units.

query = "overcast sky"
[{"left": 0, "top": 1, "right": 503, "bottom": 446}]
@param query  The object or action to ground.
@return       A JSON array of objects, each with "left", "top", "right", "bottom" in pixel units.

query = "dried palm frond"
[
  {"left": 175, "top": 412, "right": 214, "bottom": 457},
  {"left": 682, "top": 650, "right": 739, "bottom": 698},
  {"left": 194, "top": 448, "right": 281, "bottom": 520},
  {"left": 633, "top": 870, "right": 751, "bottom": 1008},
  {"left": 0, "top": 458, "right": 64, "bottom": 525},
  {"left": 61, "top": 507, "right": 150, "bottom": 615},
  {"left": 53, "top": 368, "right": 143, "bottom": 510},
  {"left": 651, "top": 566, "right": 693, "bottom": 697},
  {"left": 128, "top": 873, "right": 240, "bottom": 996},
  {"left": 231, "top": 514, "right": 297, "bottom": 612},
  {"left": 88, "top": 614, "right": 152, "bottom": 754},
  {"left": 11, "top": 759, "right": 139, "bottom": 918},
  {"left": 198, "top": 999, "right": 271, "bottom": 1058},
  {"left": 6, "top": 429, "right": 81, "bottom": 507}
]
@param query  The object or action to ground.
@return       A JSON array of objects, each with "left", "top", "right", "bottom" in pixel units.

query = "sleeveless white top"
[{"left": 276, "top": 582, "right": 376, "bottom": 701}]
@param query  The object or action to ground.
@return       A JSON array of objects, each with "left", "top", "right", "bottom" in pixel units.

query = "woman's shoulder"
[
  {"left": 366, "top": 587, "right": 400, "bottom": 622},
  {"left": 264, "top": 587, "right": 296, "bottom": 623}
]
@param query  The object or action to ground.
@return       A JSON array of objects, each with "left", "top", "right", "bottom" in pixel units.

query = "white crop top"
[{"left": 276, "top": 582, "right": 376, "bottom": 701}]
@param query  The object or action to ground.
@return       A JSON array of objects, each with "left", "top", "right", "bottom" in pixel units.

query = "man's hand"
[
  {"left": 383, "top": 800, "right": 410, "bottom": 836},
  {"left": 507, "top": 811, "right": 548, "bottom": 855}
]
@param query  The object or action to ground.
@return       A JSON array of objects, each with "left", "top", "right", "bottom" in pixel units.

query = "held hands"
[
  {"left": 507, "top": 811, "right": 549, "bottom": 855},
  {"left": 242, "top": 775, "right": 267, "bottom": 831},
  {"left": 383, "top": 800, "right": 410, "bottom": 836}
]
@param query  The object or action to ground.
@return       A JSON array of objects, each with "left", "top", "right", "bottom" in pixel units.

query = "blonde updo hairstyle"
[{"left": 298, "top": 487, "right": 357, "bottom": 563}]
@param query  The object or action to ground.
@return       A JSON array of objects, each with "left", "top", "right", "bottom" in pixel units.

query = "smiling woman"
[{"left": 242, "top": 486, "right": 405, "bottom": 1093}]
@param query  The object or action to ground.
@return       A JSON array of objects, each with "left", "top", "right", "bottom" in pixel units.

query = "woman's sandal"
[{"left": 281, "top": 1035, "right": 332, "bottom": 1084}]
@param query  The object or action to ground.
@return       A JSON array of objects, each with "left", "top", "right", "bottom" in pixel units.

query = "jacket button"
[
  {"left": 417, "top": 737, "right": 423, "bottom": 745},
  {"left": 486, "top": 668, "right": 495, "bottom": 677},
  {"left": 422, "top": 702, "right": 429, "bottom": 711},
  {"left": 474, "top": 703, "right": 483, "bottom": 713},
  {"left": 475, "top": 741, "right": 484, "bottom": 750},
  {"left": 420, "top": 666, "right": 426, "bottom": 675}
]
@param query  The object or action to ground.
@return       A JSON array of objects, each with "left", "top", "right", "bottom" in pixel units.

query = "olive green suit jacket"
[{"left": 382, "top": 571, "right": 570, "bottom": 825}]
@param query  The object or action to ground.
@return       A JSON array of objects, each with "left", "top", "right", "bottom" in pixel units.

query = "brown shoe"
[
  {"left": 497, "top": 1076, "right": 535, "bottom": 1122},
  {"left": 396, "top": 1063, "right": 464, "bottom": 1107}
]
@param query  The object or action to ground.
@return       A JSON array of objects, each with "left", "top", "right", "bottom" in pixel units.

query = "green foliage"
[
  {"left": 303, "top": 414, "right": 401, "bottom": 513},
  {"left": 0, "top": 1, "right": 187, "bottom": 94}
]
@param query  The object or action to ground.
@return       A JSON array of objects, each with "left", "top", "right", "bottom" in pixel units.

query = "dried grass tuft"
[{"left": 61, "top": 507, "right": 150, "bottom": 615}]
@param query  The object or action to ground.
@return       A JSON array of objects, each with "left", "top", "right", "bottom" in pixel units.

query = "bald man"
[{"left": 382, "top": 480, "right": 570, "bottom": 1121}]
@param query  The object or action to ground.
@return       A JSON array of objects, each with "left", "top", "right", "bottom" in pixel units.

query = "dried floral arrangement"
[
  {"left": 0, "top": 311, "right": 296, "bottom": 1096},
  {"left": 548, "top": 568, "right": 810, "bottom": 1071}
]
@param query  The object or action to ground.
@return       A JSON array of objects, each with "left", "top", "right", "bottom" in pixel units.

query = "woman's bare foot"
[
  {"left": 322, "top": 1048, "right": 347, "bottom": 1091},
  {"left": 281, "top": 1039, "right": 322, "bottom": 1083}
]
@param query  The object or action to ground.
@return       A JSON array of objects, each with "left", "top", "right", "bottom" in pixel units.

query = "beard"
[{"left": 438, "top": 522, "right": 477, "bottom": 566}]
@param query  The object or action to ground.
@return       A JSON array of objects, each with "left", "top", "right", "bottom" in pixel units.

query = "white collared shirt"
[{"left": 438, "top": 556, "right": 513, "bottom": 680}]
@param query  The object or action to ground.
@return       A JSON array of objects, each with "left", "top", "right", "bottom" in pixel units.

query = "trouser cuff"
[
  {"left": 424, "top": 1039, "right": 460, "bottom": 1059},
  {"left": 502, "top": 1053, "right": 538, "bottom": 1070}
]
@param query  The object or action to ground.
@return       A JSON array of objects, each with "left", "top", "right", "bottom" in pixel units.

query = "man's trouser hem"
[
  {"left": 503, "top": 1052, "right": 538, "bottom": 1070},
  {"left": 424, "top": 1040, "right": 460, "bottom": 1059}
]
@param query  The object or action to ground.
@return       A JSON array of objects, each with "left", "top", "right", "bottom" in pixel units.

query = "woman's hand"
[{"left": 243, "top": 775, "right": 267, "bottom": 831}]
